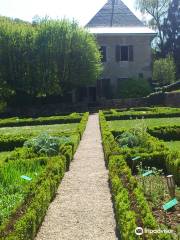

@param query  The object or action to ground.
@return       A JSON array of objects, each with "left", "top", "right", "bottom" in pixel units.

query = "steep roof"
[{"left": 86, "top": 0, "right": 144, "bottom": 28}]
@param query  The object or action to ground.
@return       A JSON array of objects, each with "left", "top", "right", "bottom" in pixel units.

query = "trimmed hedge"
[
  {"left": 0, "top": 113, "right": 82, "bottom": 128},
  {"left": 166, "top": 152, "right": 180, "bottom": 185},
  {"left": 111, "top": 135, "right": 179, "bottom": 186},
  {"left": 109, "top": 155, "right": 171, "bottom": 240},
  {"left": 99, "top": 110, "right": 177, "bottom": 239},
  {"left": 0, "top": 132, "right": 77, "bottom": 152},
  {"left": 148, "top": 126, "right": 180, "bottom": 141},
  {"left": 77, "top": 112, "right": 89, "bottom": 138},
  {"left": 104, "top": 107, "right": 180, "bottom": 121},
  {"left": 0, "top": 134, "right": 31, "bottom": 151},
  {"left": 0, "top": 112, "right": 88, "bottom": 152},
  {"left": 0, "top": 112, "right": 89, "bottom": 239},
  {"left": 0, "top": 155, "right": 66, "bottom": 239}
]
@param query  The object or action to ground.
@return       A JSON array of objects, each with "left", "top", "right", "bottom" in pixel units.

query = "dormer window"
[{"left": 100, "top": 46, "right": 107, "bottom": 62}]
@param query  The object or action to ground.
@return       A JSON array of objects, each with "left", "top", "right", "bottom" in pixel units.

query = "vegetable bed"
[
  {"left": 0, "top": 112, "right": 89, "bottom": 239},
  {"left": 99, "top": 110, "right": 180, "bottom": 239}
]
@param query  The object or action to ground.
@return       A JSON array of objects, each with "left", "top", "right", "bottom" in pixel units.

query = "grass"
[
  {"left": 0, "top": 123, "right": 78, "bottom": 136},
  {"left": 108, "top": 117, "right": 180, "bottom": 131},
  {"left": 163, "top": 141, "right": 180, "bottom": 152},
  {"left": 0, "top": 159, "right": 46, "bottom": 225},
  {"left": 0, "top": 152, "right": 12, "bottom": 164}
]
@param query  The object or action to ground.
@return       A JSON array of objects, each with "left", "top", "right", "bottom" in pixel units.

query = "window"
[
  {"left": 100, "top": 46, "right": 107, "bottom": 62},
  {"left": 121, "top": 46, "right": 128, "bottom": 61},
  {"left": 115, "top": 45, "right": 134, "bottom": 62}
]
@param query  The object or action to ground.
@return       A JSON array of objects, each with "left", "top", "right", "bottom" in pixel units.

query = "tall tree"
[
  {"left": 163, "top": 0, "right": 180, "bottom": 77},
  {"left": 136, "top": 0, "right": 170, "bottom": 54},
  {"left": 0, "top": 17, "right": 102, "bottom": 100}
]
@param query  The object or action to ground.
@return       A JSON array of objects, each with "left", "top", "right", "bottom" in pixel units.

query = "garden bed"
[
  {"left": 99, "top": 110, "right": 180, "bottom": 239},
  {"left": 0, "top": 112, "right": 82, "bottom": 128},
  {"left": 103, "top": 107, "right": 180, "bottom": 121},
  {"left": 0, "top": 112, "right": 89, "bottom": 239}
]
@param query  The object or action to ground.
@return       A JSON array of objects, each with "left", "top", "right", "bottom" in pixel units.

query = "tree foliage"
[
  {"left": 136, "top": 0, "right": 170, "bottom": 52},
  {"left": 163, "top": 0, "right": 180, "bottom": 77},
  {"left": 116, "top": 78, "right": 152, "bottom": 98},
  {"left": 0, "top": 17, "right": 102, "bottom": 99},
  {"left": 153, "top": 56, "right": 176, "bottom": 86}
]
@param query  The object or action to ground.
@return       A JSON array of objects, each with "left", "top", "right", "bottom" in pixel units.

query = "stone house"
[{"left": 77, "top": 0, "right": 156, "bottom": 102}]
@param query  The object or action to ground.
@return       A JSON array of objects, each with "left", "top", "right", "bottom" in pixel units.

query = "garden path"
[{"left": 35, "top": 114, "right": 117, "bottom": 240}]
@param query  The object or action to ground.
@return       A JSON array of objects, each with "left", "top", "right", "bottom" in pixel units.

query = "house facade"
[{"left": 83, "top": 0, "right": 156, "bottom": 101}]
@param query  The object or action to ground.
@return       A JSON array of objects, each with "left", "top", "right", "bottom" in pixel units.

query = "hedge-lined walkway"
[{"left": 36, "top": 114, "right": 117, "bottom": 240}]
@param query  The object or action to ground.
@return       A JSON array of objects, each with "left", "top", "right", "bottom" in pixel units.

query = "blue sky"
[{"left": 0, "top": 0, "right": 143, "bottom": 26}]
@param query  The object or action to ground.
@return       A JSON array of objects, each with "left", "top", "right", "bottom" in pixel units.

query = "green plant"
[
  {"left": 116, "top": 120, "right": 151, "bottom": 149},
  {"left": 136, "top": 164, "right": 167, "bottom": 207},
  {"left": 24, "top": 133, "right": 71, "bottom": 156},
  {"left": 0, "top": 17, "right": 102, "bottom": 99},
  {"left": 116, "top": 77, "right": 152, "bottom": 98},
  {"left": 153, "top": 56, "right": 176, "bottom": 86},
  {"left": 99, "top": 110, "right": 175, "bottom": 239}
]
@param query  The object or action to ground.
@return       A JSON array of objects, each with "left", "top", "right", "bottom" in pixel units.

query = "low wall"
[
  {"left": 98, "top": 97, "right": 146, "bottom": 109},
  {"left": 164, "top": 92, "right": 180, "bottom": 107}
]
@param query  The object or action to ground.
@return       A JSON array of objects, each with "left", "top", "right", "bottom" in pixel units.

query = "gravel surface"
[{"left": 35, "top": 114, "right": 118, "bottom": 240}]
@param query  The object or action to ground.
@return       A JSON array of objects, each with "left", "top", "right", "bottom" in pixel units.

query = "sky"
[{"left": 0, "top": 0, "right": 144, "bottom": 26}]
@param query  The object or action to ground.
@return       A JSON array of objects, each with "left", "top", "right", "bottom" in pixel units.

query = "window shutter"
[
  {"left": 115, "top": 45, "right": 121, "bottom": 62},
  {"left": 100, "top": 46, "right": 106, "bottom": 62},
  {"left": 129, "top": 45, "right": 134, "bottom": 61}
]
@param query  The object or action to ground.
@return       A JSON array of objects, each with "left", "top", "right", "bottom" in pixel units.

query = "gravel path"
[{"left": 35, "top": 114, "right": 118, "bottom": 240}]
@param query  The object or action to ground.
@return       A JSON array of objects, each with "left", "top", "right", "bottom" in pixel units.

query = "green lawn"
[
  {"left": 0, "top": 123, "right": 78, "bottom": 136},
  {"left": 163, "top": 141, "right": 180, "bottom": 152},
  {"left": 108, "top": 117, "right": 180, "bottom": 131}
]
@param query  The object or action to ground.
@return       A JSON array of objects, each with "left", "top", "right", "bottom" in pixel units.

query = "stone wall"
[
  {"left": 98, "top": 97, "right": 146, "bottom": 108},
  {"left": 164, "top": 92, "right": 180, "bottom": 107}
]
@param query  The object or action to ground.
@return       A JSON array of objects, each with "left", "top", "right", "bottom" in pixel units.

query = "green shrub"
[
  {"left": 148, "top": 126, "right": 180, "bottom": 141},
  {"left": 0, "top": 135, "right": 29, "bottom": 152},
  {"left": 0, "top": 111, "right": 89, "bottom": 239},
  {"left": 116, "top": 77, "right": 152, "bottom": 98},
  {"left": 24, "top": 133, "right": 71, "bottom": 156},
  {"left": 166, "top": 151, "right": 180, "bottom": 185},
  {"left": 0, "top": 114, "right": 82, "bottom": 128},
  {"left": 99, "top": 110, "right": 177, "bottom": 239},
  {"left": 105, "top": 107, "right": 180, "bottom": 120},
  {"left": 153, "top": 56, "right": 176, "bottom": 86},
  {"left": 77, "top": 112, "right": 89, "bottom": 138}
]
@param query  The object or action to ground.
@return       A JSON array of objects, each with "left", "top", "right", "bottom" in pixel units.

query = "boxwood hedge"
[
  {"left": 0, "top": 112, "right": 89, "bottom": 239},
  {"left": 99, "top": 110, "right": 177, "bottom": 239}
]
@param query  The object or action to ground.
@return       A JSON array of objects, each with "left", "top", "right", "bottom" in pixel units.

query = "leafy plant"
[
  {"left": 24, "top": 133, "right": 71, "bottom": 156},
  {"left": 116, "top": 119, "right": 149, "bottom": 148},
  {"left": 136, "top": 163, "right": 167, "bottom": 207},
  {"left": 116, "top": 77, "right": 152, "bottom": 98},
  {"left": 153, "top": 56, "right": 176, "bottom": 86}
]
